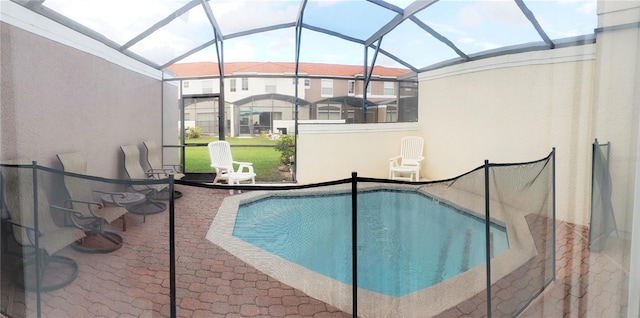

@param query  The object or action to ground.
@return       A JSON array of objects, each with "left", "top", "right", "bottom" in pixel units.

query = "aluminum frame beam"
[
  {"left": 409, "top": 16, "right": 469, "bottom": 61},
  {"left": 365, "top": 0, "right": 437, "bottom": 46},
  {"left": 515, "top": 0, "right": 554, "bottom": 49},
  {"left": 120, "top": 0, "right": 201, "bottom": 51}
]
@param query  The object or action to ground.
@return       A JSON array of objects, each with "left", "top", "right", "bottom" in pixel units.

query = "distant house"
[{"left": 167, "top": 62, "right": 415, "bottom": 137}]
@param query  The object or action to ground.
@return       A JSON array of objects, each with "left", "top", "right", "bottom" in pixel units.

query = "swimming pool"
[
  {"left": 232, "top": 190, "right": 509, "bottom": 297},
  {"left": 207, "top": 185, "right": 537, "bottom": 317}
]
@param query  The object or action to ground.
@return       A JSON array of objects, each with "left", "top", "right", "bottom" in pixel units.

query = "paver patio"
[{"left": 1, "top": 185, "right": 629, "bottom": 317}]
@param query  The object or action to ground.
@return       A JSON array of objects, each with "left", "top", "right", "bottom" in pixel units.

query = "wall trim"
[
  {"left": 299, "top": 122, "right": 419, "bottom": 134},
  {"left": 418, "top": 44, "right": 596, "bottom": 82}
]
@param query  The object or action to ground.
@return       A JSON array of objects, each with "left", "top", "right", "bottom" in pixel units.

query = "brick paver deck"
[{"left": 1, "top": 185, "right": 629, "bottom": 317}]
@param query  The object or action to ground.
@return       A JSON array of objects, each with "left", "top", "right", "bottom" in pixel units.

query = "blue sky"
[{"left": 44, "top": 0, "right": 597, "bottom": 69}]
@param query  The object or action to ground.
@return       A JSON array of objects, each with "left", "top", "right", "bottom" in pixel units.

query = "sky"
[{"left": 43, "top": 0, "right": 597, "bottom": 70}]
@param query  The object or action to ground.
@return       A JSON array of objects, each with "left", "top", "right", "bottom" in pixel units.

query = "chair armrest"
[
  {"left": 49, "top": 205, "right": 86, "bottom": 229},
  {"left": 67, "top": 199, "right": 103, "bottom": 208},
  {"left": 146, "top": 168, "right": 173, "bottom": 178},
  {"left": 5, "top": 218, "right": 43, "bottom": 246},
  {"left": 389, "top": 155, "right": 402, "bottom": 167},
  {"left": 92, "top": 191, "right": 126, "bottom": 207},
  {"left": 238, "top": 165, "right": 255, "bottom": 174},
  {"left": 163, "top": 164, "right": 182, "bottom": 173},
  {"left": 233, "top": 161, "right": 255, "bottom": 174},
  {"left": 65, "top": 199, "right": 104, "bottom": 217}
]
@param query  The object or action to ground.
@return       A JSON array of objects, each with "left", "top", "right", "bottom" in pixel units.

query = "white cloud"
[
  {"left": 308, "top": 0, "right": 345, "bottom": 7},
  {"left": 45, "top": 0, "right": 193, "bottom": 43},
  {"left": 555, "top": 0, "right": 596, "bottom": 14},
  {"left": 210, "top": 1, "right": 300, "bottom": 35},
  {"left": 428, "top": 22, "right": 467, "bottom": 36},
  {"left": 457, "top": 37, "right": 476, "bottom": 44},
  {"left": 456, "top": 37, "right": 500, "bottom": 51},
  {"left": 224, "top": 41, "right": 258, "bottom": 62},
  {"left": 459, "top": 1, "right": 529, "bottom": 28},
  {"left": 458, "top": 5, "right": 483, "bottom": 27}
]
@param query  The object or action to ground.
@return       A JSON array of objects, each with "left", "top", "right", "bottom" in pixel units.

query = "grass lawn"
[{"left": 184, "top": 136, "right": 288, "bottom": 182}]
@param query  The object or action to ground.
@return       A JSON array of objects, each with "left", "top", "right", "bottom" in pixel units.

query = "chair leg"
[
  {"left": 71, "top": 231, "right": 123, "bottom": 254},
  {"left": 17, "top": 252, "right": 79, "bottom": 292}
]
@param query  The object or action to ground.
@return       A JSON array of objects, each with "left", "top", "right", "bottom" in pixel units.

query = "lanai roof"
[{"left": 10, "top": 0, "right": 597, "bottom": 75}]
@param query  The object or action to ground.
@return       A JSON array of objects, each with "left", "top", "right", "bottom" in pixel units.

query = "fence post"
[
  {"left": 484, "top": 160, "right": 492, "bottom": 318},
  {"left": 169, "top": 175, "right": 176, "bottom": 318},
  {"left": 552, "top": 148, "right": 556, "bottom": 282},
  {"left": 351, "top": 171, "right": 358, "bottom": 317},
  {"left": 32, "top": 161, "right": 42, "bottom": 317}
]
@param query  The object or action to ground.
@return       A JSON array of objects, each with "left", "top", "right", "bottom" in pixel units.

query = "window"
[
  {"left": 304, "top": 79, "right": 310, "bottom": 89},
  {"left": 265, "top": 85, "right": 276, "bottom": 93},
  {"left": 386, "top": 106, "right": 398, "bottom": 122},
  {"left": 347, "top": 110, "right": 355, "bottom": 123},
  {"left": 317, "top": 104, "right": 341, "bottom": 120},
  {"left": 183, "top": 81, "right": 189, "bottom": 88},
  {"left": 230, "top": 79, "right": 236, "bottom": 92},
  {"left": 202, "top": 80, "right": 213, "bottom": 94},
  {"left": 265, "top": 78, "right": 276, "bottom": 93},
  {"left": 321, "top": 79, "right": 333, "bottom": 97},
  {"left": 197, "top": 112, "right": 216, "bottom": 121},
  {"left": 347, "top": 80, "right": 355, "bottom": 95},
  {"left": 242, "top": 78, "right": 249, "bottom": 91},
  {"left": 384, "top": 82, "right": 394, "bottom": 96}
]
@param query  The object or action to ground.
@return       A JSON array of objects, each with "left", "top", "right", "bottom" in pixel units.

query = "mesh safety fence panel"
[
  {"left": 360, "top": 151, "right": 554, "bottom": 317},
  {"left": 355, "top": 178, "right": 492, "bottom": 317},
  {"left": 0, "top": 162, "right": 171, "bottom": 317},
  {"left": 200, "top": 181, "right": 356, "bottom": 317},
  {"left": 589, "top": 140, "right": 617, "bottom": 252},
  {"left": 2, "top": 152, "right": 553, "bottom": 318},
  {"left": 485, "top": 155, "right": 555, "bottom": 316}
]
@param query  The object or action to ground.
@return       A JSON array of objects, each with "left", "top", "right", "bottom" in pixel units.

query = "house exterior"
[{"left": 167, "top": 62, "right": 416, "bottom": 136}]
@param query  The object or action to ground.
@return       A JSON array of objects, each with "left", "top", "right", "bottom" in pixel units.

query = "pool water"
[{"left": 233, "top": 190, "right": 509, "bottom": 297}]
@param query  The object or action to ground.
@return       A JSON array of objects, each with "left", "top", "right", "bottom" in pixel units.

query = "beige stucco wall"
[
  {"left": 0, "top": 21, "right": 162, "bottom": 179},
  {"left": 417, "top": 46, "right": 596, "bottom": 227},
  {"left": 592, "top": 2, "right": 640, "bottom": 236},
  {"left": 296, "top": 123, "right": 421, "bottom": 183}
]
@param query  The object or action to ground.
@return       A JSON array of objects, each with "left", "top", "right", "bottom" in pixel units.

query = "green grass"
[{"left": 184, "top": 136, "right": 287, "bottom": 182}]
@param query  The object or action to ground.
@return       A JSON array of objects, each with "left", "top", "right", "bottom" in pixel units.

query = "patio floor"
[{"left": 1, "top": 185, "right": 630, "bottom": 317}]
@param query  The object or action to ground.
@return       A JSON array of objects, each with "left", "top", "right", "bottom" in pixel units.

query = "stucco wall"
[
  {"left": 592, "top": 2, "right": 640, "bottom": 235},
  {"left": 296, "top": 123, "right": 421, "bottom": 183},
  {"left": 418, "top": 45, "right": 596, "bottom": 227},
  {"left": 0, "top": 22, "right": 162, "bottom": 179}
]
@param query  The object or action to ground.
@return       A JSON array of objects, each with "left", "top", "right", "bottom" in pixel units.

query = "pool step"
[
  {"left": 460, "top": 228, "right": 473, "bottom": 273},
  {"left": 433, "top": 229, "right": 453, "bottom": 284}
]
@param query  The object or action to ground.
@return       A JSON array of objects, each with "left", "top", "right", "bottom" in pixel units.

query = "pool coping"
[{"left": 206, "top": 183, "right": 538, "bottom": 317}]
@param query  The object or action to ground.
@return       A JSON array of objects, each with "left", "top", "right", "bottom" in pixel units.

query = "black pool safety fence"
[
  {"left": 1, "top": 149, "right": 555, "bottom": 318},
  {"left": 589, "top": 139, "right": 618, "bottom": 252}
]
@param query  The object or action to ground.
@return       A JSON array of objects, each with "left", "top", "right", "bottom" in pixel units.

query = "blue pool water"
[{"left": 233, "top": 190, "right": 509, "bottom": 297}]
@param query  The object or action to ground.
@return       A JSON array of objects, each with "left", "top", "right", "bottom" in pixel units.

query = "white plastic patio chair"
[
  {"left": 389, "top": 136, "right": 425, "bottom": 182},
  {"left": 207, "top": 141, "right": 256, "bottom": 194}
]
